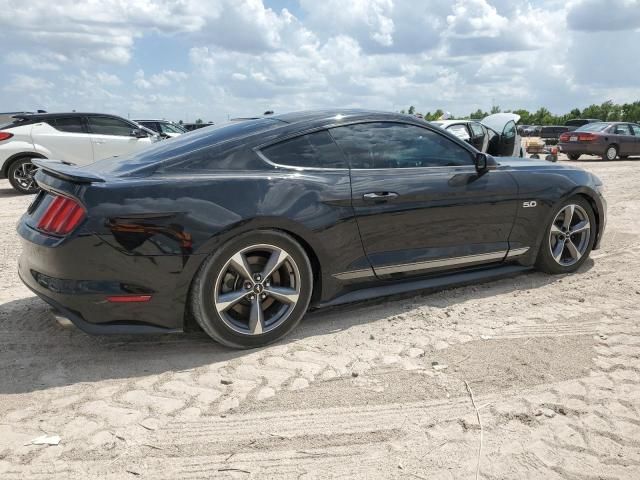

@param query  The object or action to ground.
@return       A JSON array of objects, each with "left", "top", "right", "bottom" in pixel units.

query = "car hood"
[
  {"left": 496, "top": 156, "right": 581, "bottom": 170},
  {"left": 482, "top": 113, "right": 520, "bottom": 132}
]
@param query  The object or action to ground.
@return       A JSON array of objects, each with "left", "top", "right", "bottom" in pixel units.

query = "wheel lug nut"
[
  {"left": 260, "top": 293, "right": 267, "bottom": 300},
  {"left": 254, "top": 274, "right": 262, "bottom": 282},
  {"left": 247, "top": 294, "right": 255, "bottom": 300},
  {"left": 244, "top": 282, "right": 252, "bottom": 290}
]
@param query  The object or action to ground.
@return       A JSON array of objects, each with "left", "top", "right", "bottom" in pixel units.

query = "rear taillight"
[
  {"left": 578, "top": 133, "right": 597, "bottom": 142},
  {"left": 36, "top": 195, "right": 86, "bottom": 235},
  {"left": 0, "top": 131, "right": 13, "bottom": 142}
]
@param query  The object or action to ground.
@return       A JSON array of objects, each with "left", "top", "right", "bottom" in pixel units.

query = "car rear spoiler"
[{"left": 32, "top": 159, "right": 106, "bottom": 184}]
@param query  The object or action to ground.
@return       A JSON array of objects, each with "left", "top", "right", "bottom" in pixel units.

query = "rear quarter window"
[{"left": 260, "top": 130, "right": 347, "bottom": 169}]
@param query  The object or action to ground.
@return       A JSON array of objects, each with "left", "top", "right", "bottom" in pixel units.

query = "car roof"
[
  {"left": 13, "top": 112, "right": 130, "bottom": 121},
  {"left": 270, "top": 109, "right": 411, "bottom": 125},
  {"left": 134, "top": 119, "right": 176, "bottom": 123},
  {"left": 432, "top": 120, "right": 475, "bottom": 126}
]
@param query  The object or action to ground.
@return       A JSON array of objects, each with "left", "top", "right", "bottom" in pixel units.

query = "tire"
[
  {"left": 620, "top": 155, "right": 629, "bottom": 160},
  {"left": 531, "top": 154, "right": 540, "bottom": 159},
  {"left": 519, "top": 148, "right": 524, "bottom": 158},
  {"left": 603, "top": 144, "right": 618, "bottom": 161},
  {"left": 8, "top": 157, "right": 40, "bottom": 194},
  {"left": 190, "top": 230, "right": 313, "bottom": 349},
  {"left": 568, "top": 153, "right": 581, "bottom": 161},
  {"left": 535, "top": 196, "right": 596, "bottom": 274}
]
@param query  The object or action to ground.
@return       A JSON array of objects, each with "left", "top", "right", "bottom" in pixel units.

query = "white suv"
[{"left": 0, "top": 113, "right": 158, "bottom": 194}]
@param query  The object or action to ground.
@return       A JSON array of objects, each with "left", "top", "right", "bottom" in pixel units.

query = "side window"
[
  {"left": 613, "top": 124, "right": 631, "bottom": 136},
  {"left": 631, "top": 124, "right": 640, "bottom": 136},
  {"left": 503, "top": 121, "right": 516, "bottom": 139},
  {"left": 330, "top": 122, "right": 473, "bottom": 169},
  {"left": 139, "top": 122, "right": 159, "bottom": 133},
  {"left": 261, "top": 130, "right": 347, "bottom": 168},
  {"left": 88, "top": 116, "right": 135, "bottom": 136},
  {"left": 470, "top": 122, "right": 485, "bottom": 137},
  {"left": 49, "top": 117, "right": 85, "bottom": 133},
  {"left": 447, "top": 124, "right": 470, "bottom": 141}
]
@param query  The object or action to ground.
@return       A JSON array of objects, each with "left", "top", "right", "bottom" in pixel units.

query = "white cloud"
[
  {"left": 135, "top": 70, "right": 189, "bottom": 89},
  {"left": 0, "top": 0, "right": 637, "bottom": 121},
  {"left": 4, "top": 74, "right": 54, "bottom": 92}
]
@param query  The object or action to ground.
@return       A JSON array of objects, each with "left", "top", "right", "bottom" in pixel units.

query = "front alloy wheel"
[
  {"left": 191, "top": 230, "right": 313, "bottom": 348},
  {"left": 536, "top": 197, "right": 596, "bottom": 274},
  {"left": 548, "top": 204, "right": 591, "bottom": 267}
]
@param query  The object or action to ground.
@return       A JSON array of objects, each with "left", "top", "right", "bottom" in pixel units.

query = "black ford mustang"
[{"left": 18, "top": 110, "right": 606, "bottom": 348}]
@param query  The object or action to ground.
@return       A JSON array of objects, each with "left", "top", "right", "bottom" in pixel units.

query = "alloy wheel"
[
  {"left": 214, "top": 244, "right": 301, "bottom": 335},
  {"left": 12, "top": 162, "right": 38, "bottom": 192},
  {"left": 548, "top": 204, "right": 591, "bottom": 267}
]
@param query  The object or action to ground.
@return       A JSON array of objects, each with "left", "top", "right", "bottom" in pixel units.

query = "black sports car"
[{"left": 18, "top": 110, "right": 607, "bottom": 348}]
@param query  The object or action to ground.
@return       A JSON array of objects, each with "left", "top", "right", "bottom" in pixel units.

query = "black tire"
[
  {"left": 603, "top": 144, "right": 618, "bottom": 161},
  {"left": 620, "top": 155, "right": 629, "bottom": 160},
  {"left": 190, "top": 230, "right": 313, "bottom": 349},
  {"left": 8, "top": 157, "right": 40, "bottom": 194},
  {"left": 531, "top": 154, "right": 540, "bottom": 159},
  {"left": 568, "top": 153, "right": 581, "bottom": 161},
  {"left": 536, "top": 196, "right": 596, "bottom": 274}
]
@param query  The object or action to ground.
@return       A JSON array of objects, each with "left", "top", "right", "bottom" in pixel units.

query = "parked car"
[
  {"left": 0, "top": 112, "right": 159, "bottom": 194},
  {"left": 559, "top": 122, "right": 640, "bottom": 160},
  {"left": 565, "top": 118, "right": 602, "bottom": 130},
  {"left": 433, "top": 113, "right": 523, "bottom": 157},
  {"left": 17, "top": 110, "right": 606, "bottom": 348},
  {"left": 540, "top": 126, "right": 571, "bottom": 144},
  {"left": 134, "top": 119, "right": 187, "bottom": 138},
  {"left": 183, "top": 122, "right": 214, "bottom": 131}
]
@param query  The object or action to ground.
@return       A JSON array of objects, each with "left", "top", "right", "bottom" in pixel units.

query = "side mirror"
[
  {"left": 130, "top": 128, "right": 147, "bottom": 138},
  {"left": 474, "top": 152, "right": 488, "bottom": 172}
]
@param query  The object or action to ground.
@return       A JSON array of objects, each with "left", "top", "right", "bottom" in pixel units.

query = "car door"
[
  {"left": 446, "top": 123, "right": 472, "bottom": 146},
  {"left": 87, "top": 115, "right": 152, "bottom": 161},
  {"left": 611, "top": 124, "right": 634, "bottom": 156},
  {"left": 30, "top": 116, "right": 94, "bottom": 165},
  {"left": 630, "top": 124, "right": 640, "bottom": 155},
  {"left": 330, "top": 121, "right": 519, "bottom": 279},
  {"left": 469, "top": 122, "right": 488, "bottom": 152}
]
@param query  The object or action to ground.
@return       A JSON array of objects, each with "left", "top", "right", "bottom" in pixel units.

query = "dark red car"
[{"left": 559, "top": 122, "right": 640, "bottom": 161}]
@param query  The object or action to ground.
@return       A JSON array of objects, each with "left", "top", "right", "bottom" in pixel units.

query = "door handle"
[{"left": 363, "top": 192, "right": 399, "bottom": 201}]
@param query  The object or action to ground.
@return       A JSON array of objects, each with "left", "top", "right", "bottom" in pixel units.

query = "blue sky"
[{"left": 1, "top": 0, "right": 639, "bottom": 122}]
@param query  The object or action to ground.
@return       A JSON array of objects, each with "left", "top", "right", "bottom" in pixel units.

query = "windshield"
[
  {"left": 576, "top": 123, "right": 609, "bottom": 132},
  {"left": 160, "top": 122, "right": 187, "bottom": 134},
  {"left": 89, "top": 118, "right": 282, "bottom": 175}
]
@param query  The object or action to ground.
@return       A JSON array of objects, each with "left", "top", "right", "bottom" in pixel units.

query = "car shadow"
[
  {"left": 0, "top": 186, "right": 32, "bottom": 198},
  {"left": 0, "top": 260, "right": 593, "bottom": 395}
]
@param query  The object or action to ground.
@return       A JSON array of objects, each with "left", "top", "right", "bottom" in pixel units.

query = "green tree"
[
  {"left": 490, "top": 105, "right": 501, "bottom": 114},
  {"left": 408, "top": 106, "right": 415, "bottom": 115},
  {"left": 195, "top": 118, "right": 203, "bottom": 124}
]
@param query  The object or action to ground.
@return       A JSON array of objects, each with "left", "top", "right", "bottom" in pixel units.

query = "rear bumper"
[
  {"left": 558, "top": 142, "right": 603, "bottom": 156},
  {"left": 17, "top": 222, "right": 204, "bottom": 333}
]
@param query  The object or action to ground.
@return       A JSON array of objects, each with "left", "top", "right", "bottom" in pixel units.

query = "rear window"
[
  {"left": 90, "top": 118, "right": 282, "bottom": 175},
  {"left": 50, "top": 117, "right": 85, "bottom": 133},
  {"left": 576, "top": 123, "right": 609, "bottom": 132}
]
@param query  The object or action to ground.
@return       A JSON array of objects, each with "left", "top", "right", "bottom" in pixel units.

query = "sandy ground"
[{"left": 1, "top": 154, "right": 639, "bottom": 479}]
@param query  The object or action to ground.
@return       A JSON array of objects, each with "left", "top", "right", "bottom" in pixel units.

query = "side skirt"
[{"left": 316, "top": 264, "right": 532, "bottom": 309}]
